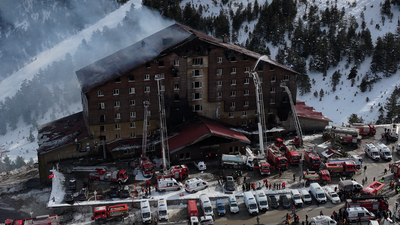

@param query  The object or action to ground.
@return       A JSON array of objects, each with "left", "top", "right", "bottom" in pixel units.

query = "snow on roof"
[{"left": 295, "top": 100, "right": 332, "bottom": 122}]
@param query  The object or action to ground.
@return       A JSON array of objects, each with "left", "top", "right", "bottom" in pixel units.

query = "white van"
[
  {"left": 140, "top": 199, "right": 152, "bottom": 224},
  {"left": 157, "top": 178, "right": 182, "bottom": 192},
  {"left": 300, "top": 189, "right": 312, "bottom": 204},
  {"left": 157, "top": 198, "right": 168, "bottom": 221},
  {"left": 254, "top": 190, "right": 269, "bottom": 211},
  {"left": 228, "top": 195, "right": 239, "bottom": 213},
  {"left": 199, "top": 193, "right": 214, "bottom": 217},
  {"left": 310, "top": 215, "right": 337, "bottom": 225},
  {"left": 309, "top": 183, "right": 326, "bottom": 204},
  {"left": 243, "top": 191, "right": 258, "bottom": 215},
  {"left": 185, "top": 178, "right": 208, "bottom": 193},
  {"left": 346, "top": 207, "right": 375, "bottom": 222},
  {"left": 324, "top": 187, "right": 340, "bottom": 204},
  {"left": 365, "top": 143, "right": 380, "bottom": 160},
  {"left": 376, "top": 143, "right": 392, "bottom": 161},
  {"left": 290, "top": 189, "right": 303, "bottom": 207}
]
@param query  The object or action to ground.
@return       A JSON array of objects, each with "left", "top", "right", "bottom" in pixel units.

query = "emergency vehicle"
[
  {"left": 273, "top": 138, "right": 301, "bottom": 165},
  {"left": 156, "top": 177, "right": 182, "bottom": 192},
  {"left": 5, "top": 215, "right": 59, "bottom": 225},
  {"left": 365, "top": 143, "right": 381, "bottom": 160},
  {"left": 304, "top": 149, "right": 321, "bottom": 170},
  {"left": 361, "top": 181, "right": 385, "bottom": 196},
  {"left": 376, "top": 143, "right": 392, "bottom": 161},
  {"left": 309, "top": 215, "right": 337, "bottom": 225},
  {"left": 91, "top": 204, "right": 128, "bottom": 222},
  {"left": 346, "top": 207, "right": 375, "bottom": 222},
  {"left": 157, "top": 198, "right": 168, "bottom": 221},
  {"left": 184, "top": 177, "right": 208, "bottom": 193},
  {"left": 324, "top": 161, "right": 358, "bottom": 177},
  {"left": 389, "top": 160, "right": 400, "bottom": 178},
  {"left": 267, "top": 146, "right": 288, "bottom": 171},
  {"left": 346, "top": 195, "right": 389, "bottom": 212},
  {"left": 89, "top": 168, "right": 128, "bottom": 184},
  {"left": 303, "top": 169, "right": 331, "bottom": 185},
  {"left": 350, "top": 123, "right": 376, "bottom": 136}
]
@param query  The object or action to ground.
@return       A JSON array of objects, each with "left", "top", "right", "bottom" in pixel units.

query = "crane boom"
[
  {"left": 155, "top": 74, "right": 170, "bottom": 174},
  {"left": 142, "top": 100, "right": 150, "bottom": 157},
  {"left": 280, "top": 82, "right": 303, "bottom": 146}
]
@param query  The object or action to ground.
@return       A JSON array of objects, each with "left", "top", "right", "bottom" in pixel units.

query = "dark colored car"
[
  {"left": 64, "top": 190, "right": 74, "bottom": 204},
  {"left": 77, "top": 188, "right": 88, "bottom": 201},
  {"left": 110, "top": 185, "right": 119, "bottom": 198},
  {"left": 224, "top": 176, "right": 236, "bottom": 193},
  {"left": 68, "top": 178, "right": 77, "bottom": 191},
  {"left": 280, "top": 194, "right": 291, "bottom": 209},
  {"left": 119, "top": 185, "right": 131, "bottom": 198},
  {"left": 268, "top": 195, "right": 279, "bottom": 209}
]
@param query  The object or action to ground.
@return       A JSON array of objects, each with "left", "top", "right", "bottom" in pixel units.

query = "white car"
[
  {"left": 324, "top": 187, "right": 341, "bottom": 204},
  {"left": 396, "top": 143, "right": 400, "bottom": 152}
]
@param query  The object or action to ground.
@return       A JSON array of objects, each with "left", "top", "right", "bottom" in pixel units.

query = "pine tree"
[
  {"left": 348, "top": 113, "right": 364, "bottom": 124},
  {"left": 348, "top": 66, "right": 358, "bottom": 80},
  {"left": 319, "top": 89, "right": 325, "bottom": 98},
  {"left": 384, "top": 87, "right": 400, "bottom": 123},
  {"left": 370, "top": 37, "right": 385, "bottom": 73}
]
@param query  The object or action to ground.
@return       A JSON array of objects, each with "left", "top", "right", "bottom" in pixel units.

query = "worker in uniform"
[
  {"left": 380, "top": 177, "right": 385, "bottom": 183},
  {"left": 396, "top": 185, "right": 400, "bottom": 194}
]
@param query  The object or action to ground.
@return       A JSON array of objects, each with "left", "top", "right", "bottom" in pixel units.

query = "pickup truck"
[{"left": 194, "top": 161, "right": 206, "bottom": 171}]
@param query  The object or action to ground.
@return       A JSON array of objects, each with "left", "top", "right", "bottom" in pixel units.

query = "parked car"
[
  {"left": 216, "top": 199, "right": 226, "bottom": 216},
  {"left": 280, "top": 194, "right": 291, "bottom": 209},
  {"left": 109, "top": 185, "right": 119, "bottom": 198},
  {"left": 119, "top": 185, "right": 131, "bottom": 198},
  {"left": 64, "top": 190, "right": 74, "bottom": 204},
  {"left": 324, "top": 187, "right": 341, "bottom": 204},
  {"left": 224, "top": 176, "right": 236, "bottom": 193},
  {"left": 268, "top": 195, "right": 279, "bottom": 209},
  {"left": 77, "top": 188, "right": 88, "bottom": 201}
]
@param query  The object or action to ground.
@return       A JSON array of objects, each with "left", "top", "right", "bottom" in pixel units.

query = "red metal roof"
[
  {"left": 295, "top": 100, "right": 332, "bottom": 122},
  {"left": 168, "top": 117, "right": 250, "bottom": 153}
]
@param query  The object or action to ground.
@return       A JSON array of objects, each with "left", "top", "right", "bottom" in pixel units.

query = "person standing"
[
  {"left": 364, "top": 165, "right": 367, "bottom": 173},
  {"left": 293, "top": 173, "right": 296, "bottom": 182}
]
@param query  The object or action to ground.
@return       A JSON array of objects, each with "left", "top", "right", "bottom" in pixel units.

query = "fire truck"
[
  {"left": 156, "top": 164, "right": 189, "bottom": 181},
  {"left": 221, "top": 147, "right": 270, "bottom": 174},
  {"left": 362, "top": 181, "right": 385, "bottom": 196},
  {"left": 91, "top": 204, "right": 129, "bottom": 222},
  {"left": 272, "top": 139, "right": 300, "bottom": 165},
  {"left": 327, "top": 155, "right": 363, "bottom": 169},
  {"left": 267, "top": 146, "right": 288, "bottom": 171},
  {"left": 291, "top": 136, "right": 301, "bottom": 147},
  {"left": 390, "top": 160, "right": 400, "bottom": 178},
  {"left": 304, "top": 149, "right": 321, "bottom": 170},
  {"left": 303, "top": 169, "right": 331, "bottom": 185},
  {"left": 140, "top": 157, "right": 154, "bottom": 178},
  {"left": 323, "top": 126, "right": 361, "bottom": 146},
  {"left": 89, "top": 168, "right": 129, "bottom": 184},
  {"left": 256, "top": 160, "right": 271, "bottom": 175},
  {"left": 350, "top": 123, "right": 376, "bottom": 136},
  {"left": 5, "top": 214, "right": 59, "bottom": 225},
  {"left": 345, "top": 196, "right": 389, "bottom": 212},
  {"left": 324, "top": 161, "right": 358, "bottom": 177}
]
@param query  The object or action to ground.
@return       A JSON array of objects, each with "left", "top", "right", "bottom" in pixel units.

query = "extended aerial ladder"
[
  {"left": 142, "top": 100, "right": 150, "bottom": 158},
  {"left": 155, "top": 74, "right": 170, "bottom": 175},
  {"left": 280, "top": 82, "right": 303, "bottom": 146}
]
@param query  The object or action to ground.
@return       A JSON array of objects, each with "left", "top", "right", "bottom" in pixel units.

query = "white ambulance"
[
  {"left": 346, "top": 207, "right": 375, "bottom": 223},
  {"left": 140, "top": 199, "right": 152, "bottom": 224},
  {"left": 157, "top": 177, "right": 182, "bottom": 192},
  {"left": 185, "top": 177, "right": 208, "bottom": 193},
  {"left": 365, "top": 143, "right": 380, "bottom": 161},
  {"left": 376, "top": 143, "right": 392, "bottom": 161},
  {"left": 157, "top": 198, "right": 168, "bottom": 221}
]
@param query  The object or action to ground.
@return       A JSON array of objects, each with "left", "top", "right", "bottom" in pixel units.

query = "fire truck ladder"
[
  {"left": 250, "top": 56, "right": 268, "bottom": 157},
  {"left": 142, "top": 100, "right": 150, "bottom": 158},
  {"left": 350, "top": 195, "right": 388, "bottom": 201},
  {"left": 155, "top": 74, "right": 170, "bottom": 175},
  {"left": 280, "top": 82, "right": 303, "bottom": 146}
]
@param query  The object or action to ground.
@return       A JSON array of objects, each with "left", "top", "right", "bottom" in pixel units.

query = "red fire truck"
[
  {"left": 158, "top": 164, "right": 189, "bottom": 180},
  {"left": 389, "top": 160, "right": 400, "bottom": 178},
  {"left": 5, "top": 215, "right": 59, "bottom": 225},
  {"left": 91, "top": 204, "right": 129, "bottom": 222},
  {"left": 324, "top": 161, "right": 358, "bottom": 177},
  {"left": 303, "top": 169, "right": 331, "bottom": 185},
  {"left": 89, "top": 168, "right": 129, "bottom": 184},
  {"left": 350, "top": 123, "right": 376, "bottom": 136},
  {"left": 304, "top": 149, "right": 321, "bottom": 170},
  {"left": 292, "top": 136, "right": 301, "bottom": 147},
  {"left": 345, "top": 196, "right": 389, "bottom": 212},
  {"left": 256, "top": 160, "right": 271, "bottom": 175},
  {"left": 362, "top": 181, "right": 385, "bottom": 196},
  {"left": 140, "top": 157, "right": 154, "bottom": 178},
  {"left": 267, "top": 147, "right": 288, "bottom": 171}
]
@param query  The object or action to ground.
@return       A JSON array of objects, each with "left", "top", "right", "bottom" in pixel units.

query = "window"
[
  {"left": 193, "top": 92, "right": 203, "bottom": 100},
  {"left": 100, "top": 126, "right": 105, "bottom": 132},
  {"left": 243, "top": 55, "right": 249, "bottom": 60},
  {"left": 230, "top": 102, "right": 236, "bottom": 108},
  {"left": 284, "top": 75, "right": 289, "bottom": 81},
  {"left": 270, "top": 98, "right": 276, "bottom": 104},
  {"left": 230, "top": 91, "right": 236, "bottom": 97},
  {"left": 115, "top": 124, "right": 121, "bottom": 130},
  {"left": 174, "top": 84, "right": 179, "bottom": 90},
  {"left": 147, "top": 120, "right": 150, "bottom": 126},
  {"left": 268, "top": 109, "right": 274, "bottom": 114},
  {"left": 229, "top": 146, "right": 239, "bottom": 154},
  {"left": 114, "top": 101, "right": 120, "bottom": 107},
  {"left": 217, "top": 81, "right": 222, "bottom": 86},
  {"left": 270, "top": 64, "right": 275, "bottom": 71},
  {"left": 174, "top": 94, "right": 180, "bottom": 101},
  {"left": 217, "top": 57, "right": 222, "bottom": 63},
  {"left": 129, "top": 88, "right": 135, "bottom": 94},
  {"left": 115, "top": 134, "right": 121, "bottom": 139},
  {"left": 193, "top": 104, "right": 202, "bottom": 112},
  {"left": 115, "top": 77, "right": 121, "bottom": 83},
  {"left": 144, "top": 74, "right": 150, "bottom": 81},
  {"left": 230, "top": 56, "right": 237, "bottom": 62},
  {"left": 242, "top": 111, "right": 247, "bottom": 116},
  {"left": 192, "top": 58, "right": 203, "bottom": 65},
  {"left": 173, "top": 71, "right": 179, "bottom": 77},
  {"left": 258, "top": 62, "right": 264, "bottom": 71},
  {"left": 130, "top": 100, "right": 135, "bottom": 106},
  {"left": 244, "top": 78, "right": 250, "bottom": 84},
  {"left": 147, "top": 110, "right": 151, "bottom": 116},
  {"left": 145, "top": 62, "right": 150, "bottom": 68},
  {"left": 115, "top": 113, "right": 121, "bottom": 119},
  {"left": 100, "top": 115, "right": 105, "bottom": 122},
  {"left": 173, "top": 60, "right": 179, "bottom": 66},
  {"left": 98, "top": 102, "right": 105, "bottom": 109},
  {"left": 130, "top": 122, "right": 135, "bottom": 128},
  {"left": 231, "top": 79, "right": 236, "bottom": 85},
  {"left": 217, "top": 69, "right": 222, "bottom": 75},
  {"left": 158, "top": 61, "right": 164, "bottom": 67},
  {"left": 157, "top": 73, "right": 165, "bottom": 79},
  {"left": 231, "top": 68, "right": 237, "bottom": 74},
  {"left": 186, "top": 152, "right": 190, "bottom": 159},
  {"left": 180, "top": 153, "right": 184, "bottom": 160},
  {"left": 130, "top": 132, "right": 136, "bottom": 138},
  {"left": 244, "top": 101, "right": 249, "bottom": 107},
  {"left": 192, "top": 69, "right": 203, "bottom": 77},
  {"left": 128, "top": 75, "right": 135, "bottom": 82},
  {"left": 244, "top": 90, "right": 249, "bottom": 95},
  {"left": 193, "top": 81, "right": 202, "bottom": 89},
  {"left": 271, "top": 87, "right": 276, "bottom": 93},
  {"left": 229, "top": 112, "right": 234, "bottom": 118},
  {"left": 98, "top": 90, "right": 104, "bottom": 96},
  {"left": 260, "top": 77, "right": 263, "bottom": 83},
  {"left": 271, "top": 76, "right": 276, "bottom": 82},
  {"left": 242, "top": 120, "right": 247, "bottom": 126},
  {"left": 130, "top": 112, "right": 136, "bottom": 118},
  {"left": 145, "top": 86, "right": 150, "bottom": 93},
  {"left": 113, "top": 89, "right": 119, "bottom": 95},
  {"left": 245, "top": 67, "right": 250, "bottom": 72},
  {"left": 217, "top": 92, "right": 222, "bottom": 98}
]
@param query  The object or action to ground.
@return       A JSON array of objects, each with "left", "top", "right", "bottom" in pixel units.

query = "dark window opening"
[
  {"left": 270, "top": 64, "right": 275, "bottom": 71},
  {"left": 258, "top": 62, "right": 264, "bottom": 71},
  {"left": 128, "top": 75, "right": 135, "bottom": 81},
  {"left": 100, "top": 115, "right": 105, "bottom": 122},
  {"left": 115, "top": 77, "right": 121, "bottom": 83},
  {"left": 180, "top": 153, "right": 184, "bottom": 160},
  {"left": 158, "top": 61, "right": 165, "bottom": 67},
  {"left": 100, "top": 126, "right": 105, "bottom": 131},
  {"left": 145, "top": 63, "right": 150, "bottom": 68},
  {"left": 243, "top": 55, "right": 248, "bottom": 60},
  {"left": 173, "top": 71, "right": 179, "bottom": 77},
  {"left": 230, "top": 56, "right": 237, "bottom": 62},
  {"left": 174, "top": 94, "right": 180, "bottom": 101}
]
